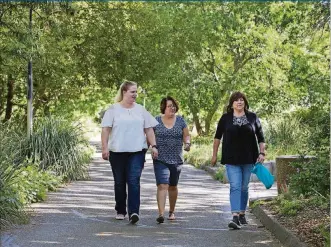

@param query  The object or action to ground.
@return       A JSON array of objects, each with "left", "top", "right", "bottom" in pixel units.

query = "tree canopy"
[{"left": 0, "top": 2, "right": 329, "bottom": 135}]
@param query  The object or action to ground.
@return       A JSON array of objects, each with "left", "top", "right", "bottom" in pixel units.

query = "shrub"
[
  {"left": 289, "top": 152, "right": 330, "bottom": 198},
  {"left": 184, "top": 136, "right": 219, "bottom": 167},
  {"left": 0, "top": 122, "right": 27, "bottom": 228},
  {"left": 10, "top": 163, "right": 62, "bottom": 205},
  {"left": 18, "top": 117, "right": 93, "bottom": 181},
  {"left": 294, "top": 107, "right": 330, "bottom": 154},
  {"left": 279, "top": 199, "right": 303, "bottom": 216},
  {"left": 214, "top": 166, "right": 226, "bottom": 183},
  {"left": 264, "top": 114, "right": 309, "bottom": 159},
  {"left": 0, "top": 117, "right": 93, "bottom": 228}
]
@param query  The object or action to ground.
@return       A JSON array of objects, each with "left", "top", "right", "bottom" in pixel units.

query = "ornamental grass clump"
[{"left": 18, "top": 117, "right": 92, "bottom": 181}]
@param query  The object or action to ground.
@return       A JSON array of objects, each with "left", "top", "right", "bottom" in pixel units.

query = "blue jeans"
[
  {"left": 226, "top": 164, "right": 253, "bottom": 213},
  {"left": 109, "top": 151, "right": 145, "bottom": 216}
]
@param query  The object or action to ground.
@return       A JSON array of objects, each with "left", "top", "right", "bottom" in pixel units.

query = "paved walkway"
[{"left": 1, "top": 143, "right": 281, "bottom": 247}]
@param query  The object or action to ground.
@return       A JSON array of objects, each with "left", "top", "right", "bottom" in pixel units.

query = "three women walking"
[{"left": 102, "top": 84, "right": 265, "bottom": 230}]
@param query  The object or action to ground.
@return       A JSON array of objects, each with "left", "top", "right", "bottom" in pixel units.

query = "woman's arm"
[
  {"left": 257, "top": 142, "right": 266, "bottom": 163},
  {"left": 145, "top": 127, "right": 158, "bottom": 159},
  {"left": 254, "top": 114, "right": 266, "bottom": 163},
  {"left": 101, "top": 127, "right": 111, "bottom": 160},
  {"left": 183, "top": 127, "right": 191, "bottom": 151},
  {"left": 211, "top": 115, "right": 225, "bottom": 166},
  {"left": 211, "top": 139, "right": 221, "bottom": 166}
]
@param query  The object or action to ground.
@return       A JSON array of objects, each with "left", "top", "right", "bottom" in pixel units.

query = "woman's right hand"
[
  {"left": 102, "top": 149, "right": 109, "bottom": 160},
  {"left": 151, "top": 147, "right": 158, "bottom": 159},
  {"left": 211, "top": 155, "right": 217, "bottom": 166}
]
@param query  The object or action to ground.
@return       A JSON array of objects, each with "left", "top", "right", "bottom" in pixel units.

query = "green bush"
[
  {"left": 0, "top": 163, "right": 63, "bottom": 228},
  {"left": 264, "top": 114, "right": 308, "bottom": 159},
  {"left": 294, "top": 107, "right": 330, "bottom": 154},
  {"left": 10, "top": 164, "right": 62, "bottom": 205},
  {"left": 0, "top": 117, "right": 93, "bottom": 228},
  {"left": 19, "top": 117, "right": 93, "bottom": 181},
  {"left": 279, "top": 199, "right": 303, "bottom": 216},
  {"left": 271, "top": 194, "right": 304, "bottom": 216},
  {"left": 184, "top": 136, "right": 218, "bottom": 167},
  {"left": 214, "top": 166, "right": 226, "bottom": 183},
  {"left": 0, "top": 123, "right": 27, "bottom": 228},
  {"left": 289, "top": 153, "right": 330, "bottom": 198}
]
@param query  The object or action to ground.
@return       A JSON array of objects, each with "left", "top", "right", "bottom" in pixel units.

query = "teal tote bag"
[{"left": 251, "top": 163, "right": 274, "bottom": 189}]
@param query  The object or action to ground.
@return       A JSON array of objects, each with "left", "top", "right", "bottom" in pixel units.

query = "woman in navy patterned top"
[{"left": 153, "top": 96, "right": 190, "bottom": 224}]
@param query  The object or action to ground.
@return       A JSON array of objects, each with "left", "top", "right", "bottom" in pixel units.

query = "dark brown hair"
[
  {"left": 226, "top": 91, "right": 249, "bottom": 113},
  {"left": 160, "top": 96, "right": 179, "bottom": 114}
]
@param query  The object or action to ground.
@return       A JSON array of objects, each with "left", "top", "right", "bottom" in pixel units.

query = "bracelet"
[
  {"left": 259, "top": 152, "right": 265, "bottom": 156},
  {"left": 152, "top": 145, "right": 158, "bottom": 149}
]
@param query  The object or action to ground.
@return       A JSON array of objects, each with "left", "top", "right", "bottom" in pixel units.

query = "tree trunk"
[
  {"left": 4, "top": 74, "right": 14, "bottom": 121},
  {"left": 192, "top": 110, "right": 203, "bottom": 136},
  {"left": 204, "top": 89, "right": 226, "bottom": 135},
  {"left": 187, "top": 89, "right": 203, "bottom": 135},
  {"left": 0, "top": 79, "right": 5, "bottom": 116}
]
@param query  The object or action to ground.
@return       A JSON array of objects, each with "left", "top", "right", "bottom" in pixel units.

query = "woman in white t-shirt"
[{"left": 101, "top": 81, "right": 159, "bottom": 224}]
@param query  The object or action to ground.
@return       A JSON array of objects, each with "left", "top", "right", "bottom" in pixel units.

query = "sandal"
[
  {"left": 168, "top": 211, "right": 175, "bottom": 220},
  {"left": 156, "top": 215, "right": 165, "bottom": 224}
]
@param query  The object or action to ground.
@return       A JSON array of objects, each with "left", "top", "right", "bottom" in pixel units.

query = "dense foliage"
[{"left": 0, "top": 119, "right": 92, "bottom": 228}]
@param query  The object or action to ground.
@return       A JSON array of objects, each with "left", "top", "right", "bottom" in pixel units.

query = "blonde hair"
[{"left": 114, "top": 81, "right": 137, "bottom": 102}]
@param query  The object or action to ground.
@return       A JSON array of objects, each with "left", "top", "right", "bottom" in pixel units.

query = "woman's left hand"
[
  {"left": 256, "top": 154, "right": 265, "bottom": 163},
  {"left": 151, "top": 147, "right": 158, "bottom": 159},
  {"left": 184, "top": 143, "right": 191, "bottom": 152}
]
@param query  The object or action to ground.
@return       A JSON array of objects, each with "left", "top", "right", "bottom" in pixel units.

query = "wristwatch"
[{"left": 152, "top": 145, "right": 158, "bottom": 149}]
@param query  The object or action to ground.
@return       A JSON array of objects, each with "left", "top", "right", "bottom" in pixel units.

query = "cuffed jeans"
[
  {"left": 226, "top": 164, "right": 253, "bottom": 213},
  {"left": 109, "top": 151, "right": 145, "bottom": 216}
]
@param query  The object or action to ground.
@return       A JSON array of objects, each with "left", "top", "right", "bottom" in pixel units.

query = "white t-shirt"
[{"left": 101, "top": 103, "right": 158, "bottom": 152}]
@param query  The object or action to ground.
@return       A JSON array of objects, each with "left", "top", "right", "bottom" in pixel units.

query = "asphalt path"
[{"left": 1, "top": 144, "right": 281, "bottom": 247}]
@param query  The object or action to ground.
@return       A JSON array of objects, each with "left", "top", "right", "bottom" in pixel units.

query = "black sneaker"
[
  {"left": 228, "top": 216, "right": 241, "bottom": 230},
  {"left": 156, "top": 215, "right": 165, "bottom": 224},
  {"left": 130, "top": 213, "right": 139, "bottom": 224},
  {"left": 239, "top": 214, "right": 248, "bottom": 225}
]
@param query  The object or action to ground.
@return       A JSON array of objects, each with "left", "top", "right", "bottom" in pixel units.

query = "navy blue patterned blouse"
[{"left": 154, "top": 115, "right": 187, "bottom": 165}]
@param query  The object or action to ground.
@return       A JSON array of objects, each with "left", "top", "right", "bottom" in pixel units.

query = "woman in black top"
[{"left": 211, "top": 91, "right": 266, "bottom": 230}]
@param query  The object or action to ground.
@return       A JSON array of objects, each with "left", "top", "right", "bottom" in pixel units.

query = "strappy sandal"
[
  {"left": 156, "top": 215, "right": 165, "bottom": 223},
  {"left": 168, "top": 211, "right": 175, "bottom": 220}
]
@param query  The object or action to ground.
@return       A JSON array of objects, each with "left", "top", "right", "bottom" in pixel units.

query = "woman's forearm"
[
  {"left": 183, "top": 127, "right": 190, "bottom": 144},
  {"left": 213, "top": 139, "right": 221, "bottom": 157},
  {"left": 101, "top": 127, "right": 111, "bottom": 149},
  {"left": 145, "top": 128, "right": 157, "bottom": 147},
  {"left": 259, "top": 142, "right": 266, "bottom": 154}
]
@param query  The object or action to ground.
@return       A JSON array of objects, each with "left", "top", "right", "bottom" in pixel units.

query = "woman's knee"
[
  {"left": 158, "top": 184, "right": 169, "bottom": 191},
  {"left": 229, "top": 182, "right": 241, "bottom": 192},
  {"left": 168, "top": 185, "right": 177, "bottom": 192},
  {"left": 241, "top": 183, "right": 249, "bottom": 192}
]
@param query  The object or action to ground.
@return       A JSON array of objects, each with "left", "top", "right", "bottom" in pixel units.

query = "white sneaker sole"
[{"left": 115, "top": 215, "right": 125, "bottom": 220}]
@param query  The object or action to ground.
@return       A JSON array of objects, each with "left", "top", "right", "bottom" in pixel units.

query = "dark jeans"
[{"left": 109, "top": 151, "right": 145, "bottom": 216}]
